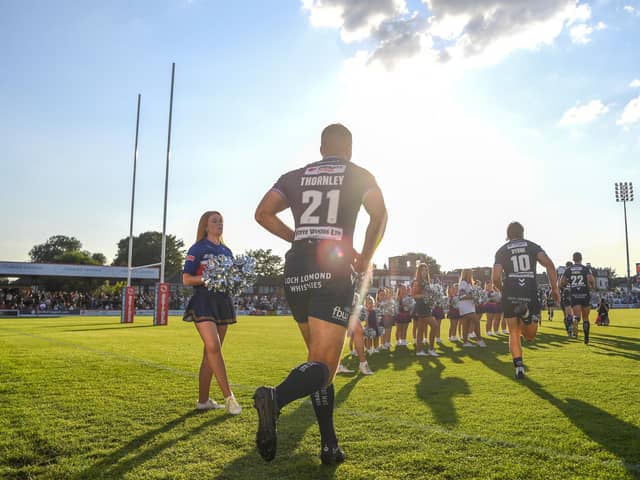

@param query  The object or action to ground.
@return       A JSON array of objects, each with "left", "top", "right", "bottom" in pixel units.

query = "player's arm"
[
  {"left": 538, "top": 251, "right": 560, "bottom": 303},
  {"left": 492, "top": 264, "right": 503, "bottom": 292},
  {"left": 255, "top": 190, "right": 294, "bottom": 243},
  {"left": 354, "top": 188, "right": 387, "bottom": 273},
  {"left": 559, "top": 270, "right": 568, "bottom": 288}
]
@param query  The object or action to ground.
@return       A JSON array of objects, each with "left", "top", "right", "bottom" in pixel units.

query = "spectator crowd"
[{"left": 0, "top": 287, "right": 291, "bottom": 314}]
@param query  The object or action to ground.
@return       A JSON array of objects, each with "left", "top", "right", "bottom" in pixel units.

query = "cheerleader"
[
  {"left": 458, "top": 269, "right": 486, "bottom": 347},
  {"left": 182, "top": 211, "right": 241, "bottom": 415},
  {"left": 412, "top": 264, "right": 440, "bottom": 356},
  {"left": 447, "top": 284, "right": 461, "bottom": 342},
  {"left": 432, "top": 301, "right": 445, "bottom": 345},
  {"left": 484, "top": 282, "right": 502, "bottom": 336},
  {"left": 380, "top": 288, "right": 396, "bottom": 350},
  {"left": 365, "top": 294, "right": 382, "bottom": 354},
  {"left": 394, "top": 284, "right": 413, "bottom": 346},
  {"left": 338, "top": 296, "right": 373, "bottom": 375}
]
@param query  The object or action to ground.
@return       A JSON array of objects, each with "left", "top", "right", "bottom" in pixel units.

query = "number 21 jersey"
[{"left": 271, "top": 156, "right": 379, "bottom": 250}]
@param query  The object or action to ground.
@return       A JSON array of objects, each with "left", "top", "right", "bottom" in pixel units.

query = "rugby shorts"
[{"left": 283, "top": 241, "right": 355, "bottom": 327}]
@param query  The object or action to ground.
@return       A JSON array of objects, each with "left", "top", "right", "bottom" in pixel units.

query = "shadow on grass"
[
  {"left": 415, "top": 359, "right": 470, "bottom": 425},
  {"left": 76, "top": 410, "right": 229, "bottom": 479},
  {"left": 475, "top": 339, "right": 640, "bottom": 475},
  {"left": 215, "top": 375, "right": 363, "bottom": 480},
  {"left": 525, "top": 382, "right": 640, "bottom": 475}
]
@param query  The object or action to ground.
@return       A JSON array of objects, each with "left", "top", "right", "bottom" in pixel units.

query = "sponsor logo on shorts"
[{"left": 331, "top": 305, "right": 350, "bottom": 324}]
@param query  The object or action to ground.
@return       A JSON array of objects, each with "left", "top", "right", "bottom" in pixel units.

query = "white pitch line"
[{"left": 2, "top": 326, "right": 638, "bottom": 472}]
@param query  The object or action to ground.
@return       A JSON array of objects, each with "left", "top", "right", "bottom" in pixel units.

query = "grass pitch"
[{"left": 0, "top": 310, "right": 638, "bottom": 479}]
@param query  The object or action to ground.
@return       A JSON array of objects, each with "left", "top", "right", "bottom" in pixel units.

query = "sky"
[{"left": 1, "top": 0, "right": 639, "bottom": 277}]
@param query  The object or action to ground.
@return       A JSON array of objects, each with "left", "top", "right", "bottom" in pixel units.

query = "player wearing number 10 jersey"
[
  {"left": 253, "top": 124, "right": 387, "bottom": 465},
  {"left": 492, "top": 222, "right": 559, "bottom": 379}
]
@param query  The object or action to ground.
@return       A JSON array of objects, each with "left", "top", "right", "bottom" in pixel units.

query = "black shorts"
[
  {"left": 571, "top": 296, "right": 591, "bottom": 308},
  {"left": 183, "top": 287, "right": 236, "bottom": 325},
  {"left": 283, "top": 241, "right": 355, "bottom": 327},
  {"left": 502, "top": 291, "right": 541, "bottom": 319},
  {"left": 413, "top": 299, "right": 432, "bottom": 317}
]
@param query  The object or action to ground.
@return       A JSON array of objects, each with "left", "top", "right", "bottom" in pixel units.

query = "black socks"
[
  {"left": 311, "top": 384, "right": 337, "bottom": 447},
  {"left": 275, "top": 361, "right": 329, "bottom": 411},
  {"left": 583, "top": 320, "right": 590, "bottom": 344},
  {"left": 513, "top": 357, "right": 523, "bottom": 368}
]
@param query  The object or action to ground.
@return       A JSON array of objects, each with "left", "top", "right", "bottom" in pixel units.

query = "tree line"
[{"left": 26, "top": 233, "right": 286, "bottom": 292}]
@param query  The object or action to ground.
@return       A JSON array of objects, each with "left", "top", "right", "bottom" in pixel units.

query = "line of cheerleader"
[{"left": 339, "top": 267, "right": 511, "bottom": 374}]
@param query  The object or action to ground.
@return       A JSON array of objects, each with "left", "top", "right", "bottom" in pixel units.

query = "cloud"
[
  {"left": 617, "top": 96, "right": 640, "bottom": 126},
  {"left": 559, "top": 100, "right": 609, "bottom": 125},
  {"left": 630, "top": 79, "right": 640, "bottom": 88},
  {"left": 569, "top": 21, "right": 606, "bottom": 44},
  {"left": 303, "top": 0, "right": 408, "bottom": 42},
  {"left": 623, "top": 5, "right": 640, "bottom": 16},
  {"left": 303, "top": 0, "right": 600, "bottom": 68}
]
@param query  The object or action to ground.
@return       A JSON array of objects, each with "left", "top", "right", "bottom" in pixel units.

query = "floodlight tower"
[{"left": 614, "top": 182, "right": 634, "bottom": 296}]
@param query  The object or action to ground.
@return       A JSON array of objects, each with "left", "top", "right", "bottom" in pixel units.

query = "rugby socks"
[
  {"left": 513, "top": 357, "right": 525, "bottom": 378},
  {"left": 564, "top": 315, "right": 573, "bottom": 335},
  {"left": 583, "top": 320, "right": 590, "bottom": 344},
  {"left": 274, "top": 361, "right": 329, "bottom": 411},
  {"left": 311, "top": 384, "right": 338, "bottom": 447}
]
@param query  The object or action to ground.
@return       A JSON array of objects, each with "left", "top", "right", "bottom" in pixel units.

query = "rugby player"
[
  {"left": 253, "top": 124, "right": 387, "bottom": 464},
  {"left": 492, "top": 222, "right": 559, "bottom": 379},
  {"left": 560, "top": 252, "right": 596, "bottom": 345},
  {"left": 560, "top": 262, "right": 574, "bottom": 337}
]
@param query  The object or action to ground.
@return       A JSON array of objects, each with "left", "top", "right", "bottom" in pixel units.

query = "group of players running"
[{"left": 340, "top": 249, "right": 596, "bottom": 379}]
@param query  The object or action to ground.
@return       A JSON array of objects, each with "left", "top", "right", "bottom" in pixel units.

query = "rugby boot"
[
  {"left": 515, "top": 367, "right": 525, "bottom": 380},
  {"left": 253, "top": 386, "right": 279, "bottom": 461},
  {"left": 320, "top": 444, "right": 346, "bottom": 465}
]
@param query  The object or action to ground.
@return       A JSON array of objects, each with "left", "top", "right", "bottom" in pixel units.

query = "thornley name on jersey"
[{"left": 300, "top": 175, "right": 344, "bottom": 187}]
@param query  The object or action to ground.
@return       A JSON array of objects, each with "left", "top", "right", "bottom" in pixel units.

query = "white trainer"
[
  {"left": 416, "top": 350, "right": 428, "bottom": 356},
  {"left": 436, "top": 338, "right": 443, "bottom": 344},
  {"left": 502, "top": 329, "right": 509, "bottom": 334},
  {"left": 462, "top": 342, "right": 476, "bottom": 348},
  {"left": 487, "top": 331, "right": 495, "bottom": 336},
  {"left": 428, "top": 349, "right": 440, "bottom": 357},
  {"left": 224, "top": 395, "right": 242, "bottom": 415},
  {"left": 476, "top": 340, "right": 487, "bottom": 347},
  {"left": 449, "top": 336, "right": 459, "bottom": 342},
  {"left": 337, "top": 363, "right": 354, "bottom": 374},
  {"left": 196, "top": 398, "right": 224, "bottom": 410},
  {"left": 469, "top": 332, "right": 477, "bottom": 339},
  {"left": 359, "top": 362, "right": 374, "bottom": 375}
]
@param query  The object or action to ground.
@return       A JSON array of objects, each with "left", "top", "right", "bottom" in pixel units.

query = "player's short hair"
[
  {"left": 565, "top": 261, "right": 573, "bottom": 268},
  {"left": 321, "top": 123, "right": 352, "bottom": 150},
  {"left": 506, "top": 221, "right": 524, "bottom": 240},
  {"left": 573, "top": 252, "right": 582, "bottom": 263}
]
